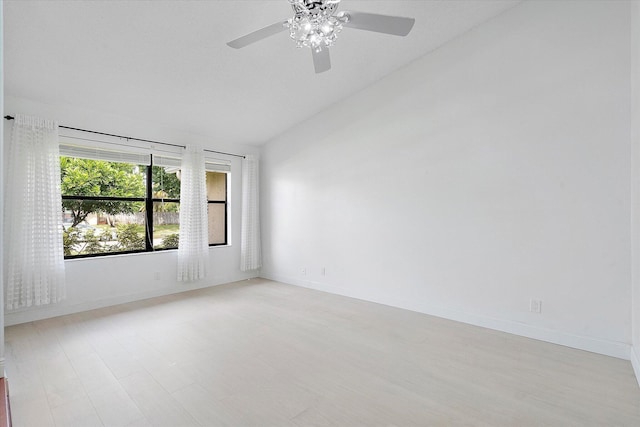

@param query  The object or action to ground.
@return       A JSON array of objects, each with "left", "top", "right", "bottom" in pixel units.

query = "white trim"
[
  {"left": 632, "top": 346, "right": 640, "bottom": 388},
  {"left": 4, "top": 273, "right": 259, "bottom": 326},
  {"left": 261, "top": 272, "right": 632, "bottom": 361}
]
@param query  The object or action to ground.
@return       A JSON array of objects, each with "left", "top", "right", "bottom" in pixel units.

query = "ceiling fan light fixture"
[{"left": 286, "top": 0, "right": 348, "bottom": 50}]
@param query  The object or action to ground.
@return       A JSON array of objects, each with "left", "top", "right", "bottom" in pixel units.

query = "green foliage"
[
  {"left": 61, "top": 157, "right": 146, "bottom": 226},
  {"left": 161, "top": 233, "right": 179, "bottom": 249},
  {"left": 152, "top": 166, "right": 181, "bottom": 199},
  {"left": 152, "top": 197, "right": 179, "bottom": 213},
  {"left": 114, "top": 224, "right": 145, "bottom": 251},
  {"left": 62, "top": 227, "right": 80, "bottom": 256},
  {"left": 62, "top": 226, "right": 103, "bottom": 255},
  {"left": 83, "top": 229, "right": 103, "bottom": 254}
]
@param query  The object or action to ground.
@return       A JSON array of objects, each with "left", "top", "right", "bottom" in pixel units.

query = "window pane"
[
  {"left": 152, "top": 165, "right": 181, "bottom": 199},
  {"left": 61, "top": 157, "right": 146, "bottom": 198},
  {"left": 153, "top": 202, "right": 180, "bottom": 249},
  {"left": 208, "top": 203, "right": 226, "bottom": 245},
  {"left": 206, "top": 172, "right": 226, "bottom": 201},
  {"left": 62, "top": 203, "right": 146, "bottom": 256}
]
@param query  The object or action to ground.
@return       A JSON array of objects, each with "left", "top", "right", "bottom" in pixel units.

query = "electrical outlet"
[
  {"left": 321, "top": 267, "right": 326, "bottom": 276},
  {"left": 529, "top": 299, "right": 542, "bottom": 314},
  {"left": 301, "top": 267, "right": 306, "bottom": 276},
  {"left": 154, "top": 271, "right": 161, "bottom": 280}
]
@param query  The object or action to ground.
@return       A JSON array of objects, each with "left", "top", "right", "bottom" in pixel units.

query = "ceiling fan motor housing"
[{"left": 289, "top": 0, "right": 340, "bottom": 21}]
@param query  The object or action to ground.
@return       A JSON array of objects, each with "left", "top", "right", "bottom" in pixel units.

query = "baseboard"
[
  {"left": 262, "top": 272, "right": 631, "bottom": 360},
  {"left": 4, "top": 274, "right": 259, "bottom": 326},
  {"left": 631, "top": 346, "right": 640, "bottom": 388}
]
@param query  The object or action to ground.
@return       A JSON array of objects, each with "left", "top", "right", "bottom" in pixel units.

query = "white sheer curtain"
[
  {"left": 4, "top": 114, "right": 66, "bottom": 310},
  {"left": 240, "top": 155, "right": 262, "bottom": 271},
  {"left": 177, "top": 145, "right": 209, "bottom": 281}
]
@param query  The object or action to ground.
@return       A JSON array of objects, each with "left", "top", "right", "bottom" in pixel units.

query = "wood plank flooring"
[{"left": 5, "top": 278, "right": 640, "bottom": 426}]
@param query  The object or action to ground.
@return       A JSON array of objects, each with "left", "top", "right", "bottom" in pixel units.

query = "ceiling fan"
[{"left": 226, "top": 0, "right": 415, "bottom": 73}]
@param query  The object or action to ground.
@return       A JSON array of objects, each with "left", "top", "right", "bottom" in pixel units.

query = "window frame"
[
  {"left": 207, "top": 171, "right": 229, "bottom": 247},
  {"left": 62, "top": 154, "right": 229, "bottom": 259}
]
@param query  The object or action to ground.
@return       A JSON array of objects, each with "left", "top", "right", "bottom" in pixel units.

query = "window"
[
  {"left": 61, "top": 156, "right": 148, "bottom": 257},
  {"left": 207, "top": 171, "right": 227, "bottom": 245},
  {"left": 151, "top": 162, "right": 181, "bottom": 250},
  {"left": 61, "top": 147, "right": 229, "bottom": 258}
]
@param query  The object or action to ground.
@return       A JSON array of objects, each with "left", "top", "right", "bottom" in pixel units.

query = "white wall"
[
  {"left": 3, "top": 95, "right": 260, "bottom": 325},
  {"left": 631, "top": 0, "right": 640, "bottom": 383},
  {"left": 0, "top": 0, "right": 6, "bottom": 376},
  {"left": 261, "top": 0, "right": 632, "bottom": 359}
]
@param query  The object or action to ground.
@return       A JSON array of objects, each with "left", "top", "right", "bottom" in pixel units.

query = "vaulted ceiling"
[{"left": 4, "top": 0, "right": 520, "bottom": 146}]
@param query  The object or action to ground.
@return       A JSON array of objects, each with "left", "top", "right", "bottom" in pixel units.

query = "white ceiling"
[{"left": 4, "top": 0, "right": 520, "bottom": 146}]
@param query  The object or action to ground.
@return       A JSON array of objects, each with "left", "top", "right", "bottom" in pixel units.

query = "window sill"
[{"left": 64, "top": 244, "right": 231, "bottom": 262}]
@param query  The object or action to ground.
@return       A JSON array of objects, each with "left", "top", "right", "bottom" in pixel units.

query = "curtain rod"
[{"left": 3, "top": 115, "right": 246, "bottom": 159}]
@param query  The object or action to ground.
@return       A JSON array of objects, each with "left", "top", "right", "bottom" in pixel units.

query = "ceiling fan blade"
[
  {"left": 227, "top": 21, "right": 288, "bottom": 49},
  {"left": 342, "top": 11, "right": 415, "bottom": 36},
  {"left": 312, "top": 47, "right": 331, "bottom": 73}
]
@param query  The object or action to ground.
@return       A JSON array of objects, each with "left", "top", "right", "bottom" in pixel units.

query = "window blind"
[
  {"left": 59, "top": 143, "right": 151, "bottom": 165},
  {"left": 205, "top": 160, "right": 231, "bottom": 173},
  {"left": 59, "top": 129, "right": 234, "bottom": 172},
  {"left": 153, "top": 155, "right": 182, "bottom": 169}
]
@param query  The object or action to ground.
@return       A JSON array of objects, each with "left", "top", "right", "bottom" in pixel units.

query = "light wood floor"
[{"left": 5, "top": 278, "right": 640, "bottom": 426}]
